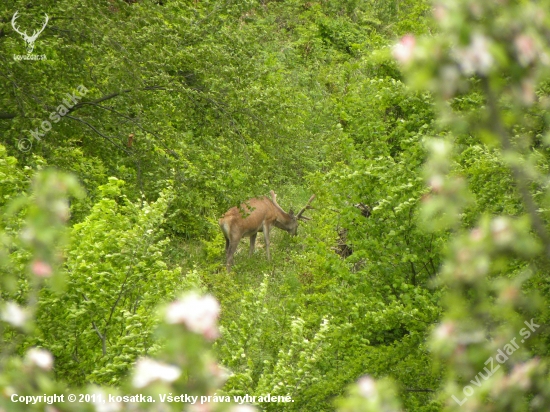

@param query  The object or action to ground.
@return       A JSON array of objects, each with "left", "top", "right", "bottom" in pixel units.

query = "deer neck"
[{"left": 270, "top": 202, "right": 290, "bottom": 222}]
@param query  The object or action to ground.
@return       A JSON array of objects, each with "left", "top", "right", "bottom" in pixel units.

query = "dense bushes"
[{"left": 2, "top": 0, "right": 550, "bottom": 411}]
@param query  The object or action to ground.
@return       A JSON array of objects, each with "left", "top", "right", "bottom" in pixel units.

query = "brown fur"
[{"left": 219, "top": 194, "right": 298, "bottom": 272}]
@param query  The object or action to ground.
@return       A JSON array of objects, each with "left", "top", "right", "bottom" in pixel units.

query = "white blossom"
[
  {"left": 91, "top": 389, "right": 121, "bottom": 412},
  {"left": 26, "top": 348, "right": 54, "bottom": 370},
  {"left": 189, "top": 404, "right": 213, "bottom": 412},
  {"left": 429, "top": 175, "right": 444, "bottom": 193},
  {"left": 357, "top": 376, "right": 377, "bottom": 398},
  {"left": 455, "top": 33, "right": 493, "bottom": 75},
  {"left": 429, "top": 139, "right": 450, "bottom": 157},
  {"left": 1, "top": 301, "right": 28, "bottom": 328},
  {"left": 393, "top": 35, "right": 416, "bottom": 64},
  {"left": 165, "top": 292, "right": 221, "bottom": 340},
  {"left": 230, "top": 406, "right": 257, "bottom": 412},
  {"left": 434, "top": 321, "right": 455, "bottom": 340},
  {"left": 132, "top": 358, "right": 181, "bottom": 388},
  {"left": 440, "top": 65, "right": 460, "bottom": 98},
  {"left": 491, "top": 217, "right": 513, "bottom": 245}
]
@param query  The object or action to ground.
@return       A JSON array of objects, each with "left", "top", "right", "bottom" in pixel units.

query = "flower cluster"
[
  {"left": 132, "top": 358, "right": 181, "bottom": 388},
  {"left": 26, "top": 348, "right": 54, "bottom": 370},
  {"left": 1, "top": 302, "right": 28, "bottom": 328},
  {"left": 165, "top": 292, "right": 221, "bottom": 340}
]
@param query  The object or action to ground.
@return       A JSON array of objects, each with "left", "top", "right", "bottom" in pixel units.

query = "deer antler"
[
  {"left": 270, "top": 190, "right": 277, "bottom": 204},
  {"left": 11, "top": 11, "right": 28, "bottom": 38},
  {"left": 30, "top": 14, "right": 49, "bottom": 41},
  {"left": 296, "top": 194, "right": 316, "bottom": 221},
  {"left": 270, "top": 190, "right": 285, "bottom": 213},
  {"left": 270, "top": 191, "right": 316, "bottom": 220}
]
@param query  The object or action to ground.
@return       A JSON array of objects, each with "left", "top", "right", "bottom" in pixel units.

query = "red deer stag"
[{"left": 219, "top": 191, "right": 315, "bottom": 271}]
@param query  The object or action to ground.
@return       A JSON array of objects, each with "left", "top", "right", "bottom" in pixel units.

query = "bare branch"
[
  {"left": 82, "top": 294, "right": 106, "bottom": 356},
  {"left": 70, "top": 101, "right": 180, "bottom": 160},
  {"left": 68, "top": 86, "right": 165, "bottom": 113},
  {"left": 0, "top": 86, "right": 166, "bottom": 121},
  {"left": 64, "top": 115, "right": 131, "bottom": 155}
]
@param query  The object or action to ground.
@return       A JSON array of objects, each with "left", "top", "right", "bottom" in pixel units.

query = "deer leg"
[
  {"left": 223, "top": 234, "right": 229, "bottom": 253},
  {"left": 223, "top": 234, "right": 230, "bottom": 268},
  {"left": 226, "top": 240, "right": 239, "bottom": 272},
  {"left": 249, "top": 233, "right": 257, "bottom": 256},
  {"left": 263, "top": 223, "right": 271, "bottom": 261}
]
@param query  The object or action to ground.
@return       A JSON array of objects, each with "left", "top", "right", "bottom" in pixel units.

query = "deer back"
[{"left": 219, "top": 197, "right": 280, "bottom": 239}]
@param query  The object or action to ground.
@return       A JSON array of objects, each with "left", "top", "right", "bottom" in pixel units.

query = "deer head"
[
  {"left": 12, "top": 11, "right": 49, "bottom": 54},
  {"left": 270, "top": 190, "right": 315, "bottom": 236}
]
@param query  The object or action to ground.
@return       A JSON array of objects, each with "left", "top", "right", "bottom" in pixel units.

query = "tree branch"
[
  {"left": 82, "top": 294, "right": 107, "bottom": 356},
  {"left": 105, "top": 274, "right": 129, "bottom": 331},
  {"left": 0, "top": 86, "right": 166, "bottom": 120},
  {"left": 67, "top": 86, "right": 165, "bottom": 114},
  {"left": 64, "top": 115, "right": 131, "bottom": 155},
  {"left": 482, "top": 77, "right": 550, "bottom": 257},
  {"left": 74, "top": 102, "right": 180, "bottom": 160}
]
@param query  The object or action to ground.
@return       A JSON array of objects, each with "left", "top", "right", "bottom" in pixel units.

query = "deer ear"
[{"left": 289, "top": 209, "right": 295, "bottom": 217}]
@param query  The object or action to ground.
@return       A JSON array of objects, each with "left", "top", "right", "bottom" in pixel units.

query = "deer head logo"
[{"left": 11, "top": 11, "right": 49, "bottom": 54}]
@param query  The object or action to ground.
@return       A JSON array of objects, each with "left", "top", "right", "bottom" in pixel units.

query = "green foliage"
[
  {"left": 3, "top": 0, "right": 550, "bottom": 411},
  {"left": 31, "top": 178, "right": 183, "bottom": 385},
  {"left": 1, "top": 171, "right": 232, "bottom": 412}
]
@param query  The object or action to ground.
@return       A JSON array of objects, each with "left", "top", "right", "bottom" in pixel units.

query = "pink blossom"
[
  {"left": 393, "top": 35, "right": 416, "bottom": 64},
  {"left": 31, "top": 260, "right": 52, "bottom": 277},
  {"left": 166, "top": 292, "right": 221, "bottom": 340},
  {"left": 457, "top": 248, "right": 472, "bottom": 263},
  {"left": 468, "top": 2, "right": 483, "bottom": 18},
  {"left": 26, "top": 348, "right": 54, "bottom": 370},
  {"left": 515, "top": 34, "right": 537, "bottom": 66},
  {"left": 508, "top": 359, "right": 540, "bottom": 389},
  {"left": 521, "top": 78, "right": 536, "bottom": 105},
  {"left": 470, "top": 227, "right": 483, "bottom": 242},
  {"left": 455, "top": 33, "right": 493, "bottom": 75},
  {"left": 433, "top": 4, "right": 447, "bottom": 22},
  {"left": 208, "top": 362, "right": 232, "bottom": 381},
  {"left": 132, "top": 358, "right": 181, "bottom": 388},
  {"left": 499, "top": 285, "right": 519, "bottom": 303}
]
